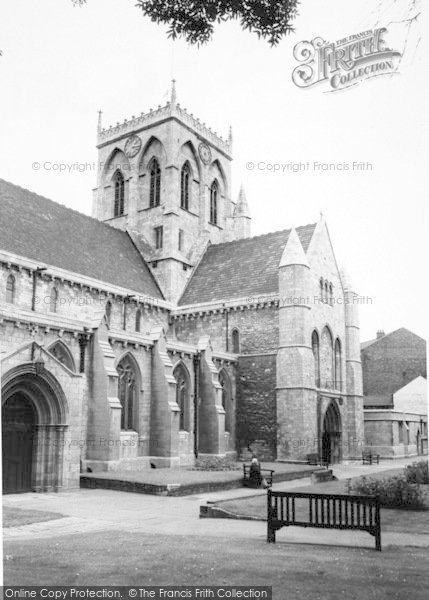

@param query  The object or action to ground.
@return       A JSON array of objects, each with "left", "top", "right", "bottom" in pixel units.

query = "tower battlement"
[{"left": 97, "top": 101, "right": 232, "bottom": 157}]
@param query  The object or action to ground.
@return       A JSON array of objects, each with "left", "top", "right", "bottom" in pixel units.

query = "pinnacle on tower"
[
  {"left": 171, "top": 79, "right": 177, "bottom": 107},
  {"left": 234, "top": 184, "right": 250, "bottom": 217},
  {"left": 279, "top": 228, "right": 309, "bottom": 268},
  {"left": 97, "top": 110, "right": 102, "bottom": 134}
]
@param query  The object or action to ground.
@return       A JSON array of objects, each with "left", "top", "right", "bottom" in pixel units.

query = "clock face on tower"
[
  {"left": 198, "top": 142, "right": 212, "bottom": 165},
  {"left": 124, "top": 134, "right": 142, "bottom": 158}
]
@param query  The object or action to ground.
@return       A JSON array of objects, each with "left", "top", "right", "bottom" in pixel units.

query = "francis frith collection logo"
[{"left": 292, "top": 27, "right": 402, "bottom": 92}]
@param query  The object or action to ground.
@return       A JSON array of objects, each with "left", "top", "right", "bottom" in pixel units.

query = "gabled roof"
[
  {"left": 361, "top": 328, "right": 426, "bottom": 351},
  {"left": 0, "top": 179, "right": 163, "bottom": 299},
  {"left": 179, "top": 224, "right": 316, "bottom": 306}
]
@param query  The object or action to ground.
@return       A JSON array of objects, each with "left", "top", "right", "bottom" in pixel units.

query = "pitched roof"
[
  {"left": 179, "top": 224, "right": 316, "bottom": 306},
  {"left": 0, "top": 179, "right": 163, "bottom": 299},
  {"left": 361, "top": 328, "right": 426, "bottom": 351}
]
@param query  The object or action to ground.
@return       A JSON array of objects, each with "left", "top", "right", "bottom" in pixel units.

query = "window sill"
[
  {"left": 138, "top": 205, "right": 163, "bottom": 212},
  {"left": 104, "top": 214, "right": 128, "bottom": 222},
  {"left": 180, "top": 207, "right": 199, "bottom": 218}
]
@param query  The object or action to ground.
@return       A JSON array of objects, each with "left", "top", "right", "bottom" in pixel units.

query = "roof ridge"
[
  {"left": 208, "top": 222, "right": 317, "bottom": 250},
  {"left": 0, "top": 177, "right": 124, "bottom": 237}
]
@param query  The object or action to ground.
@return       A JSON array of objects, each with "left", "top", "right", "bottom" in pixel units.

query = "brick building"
[
  {"left": 362, "top": 328, "right": 427, "bottom": 457},
  {"left": 1, "top": 85, "right": 364, "bottom": 493}
]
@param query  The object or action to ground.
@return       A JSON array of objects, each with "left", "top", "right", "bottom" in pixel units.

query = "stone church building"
[{"left": 0, "top": 86, "right": 364, "bottom": 493}]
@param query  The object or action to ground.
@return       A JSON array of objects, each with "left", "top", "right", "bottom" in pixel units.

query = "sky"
[{"left": 0, "top": 0, "right": 427, "bottom": 342}]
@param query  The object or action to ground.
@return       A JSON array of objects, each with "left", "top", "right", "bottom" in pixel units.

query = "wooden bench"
[
  {"left": 362, "top": 451, "right": 380, "bottom": 465},
  {"left": 242, "top": 464, "right": 274, "bottom": 488},
  {"left": 267, "top": 490, "right": 381, "bottom": 551},
  {"left": 306, "top": 453, "right": 329, "bottom": 468},
  {"left": 311, "top": 468, "right": 334, "bottom": 484}
]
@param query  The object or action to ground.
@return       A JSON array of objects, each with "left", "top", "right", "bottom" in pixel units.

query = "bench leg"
[
  {"left": 267, "top": 525, "right": 276, "bottom": 543},
  {"left": 375, "top": 530, "right": 382, "bottom": 551}
]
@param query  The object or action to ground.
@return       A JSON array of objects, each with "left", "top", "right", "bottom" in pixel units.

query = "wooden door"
[{"left": 2, "top": 395, "right": 35, "bottom": 494}]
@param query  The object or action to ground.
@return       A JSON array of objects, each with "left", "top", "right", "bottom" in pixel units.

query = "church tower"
[{"left": 92, "top": 82, "right": 250, "bottom": 303}]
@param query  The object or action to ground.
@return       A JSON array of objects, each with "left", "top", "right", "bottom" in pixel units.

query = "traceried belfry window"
[
  {"left": 113, "top": 170, "right": 125, "bottom": 217},
  {"left": 117, "top": 356, "right": 137, "bottom": 431},
  {"left": 210, "top": 180, "right": 218, "bottom": 225},
  {"left": 6, "top": 274, "right": 15, "bottom": 304},
  {"left": 180, "top": 162, "right": 191, "bottom": 210},
  {"left": 49, "top": 287, "right": 58, "bottom": 313},
  {"left": 149, "top": 158, "right": 161, "bottom": 207}
]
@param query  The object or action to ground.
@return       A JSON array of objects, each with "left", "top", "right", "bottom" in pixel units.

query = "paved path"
[{"left": 4, "top": 456, "right": 428, "bottom": 550}]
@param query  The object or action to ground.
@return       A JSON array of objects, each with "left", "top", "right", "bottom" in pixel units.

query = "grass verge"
[{"left": 4, "top": 530, "right": 429, "bottom": 599}]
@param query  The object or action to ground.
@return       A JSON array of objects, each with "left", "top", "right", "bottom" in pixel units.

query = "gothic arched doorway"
[
  {"left": 2, "top": 363, "right": 68, "bottom": 494},
  {"left": 322, "top": 400, "right": 342, "bottom": 464},
  {"left": 2, "top": 395, "right": 35, "bottom": 493}
]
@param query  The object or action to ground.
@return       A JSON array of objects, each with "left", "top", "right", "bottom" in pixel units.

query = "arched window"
[
  {"left": 105, "top": 300, "right": 112, "bottom": 327},
  {"left": 320, "top": 326, "right": 334, "bottom": 388},
  {"left": 334, "top": 338, "right": 342, "bottom": 390},
  {"left": 219, "top": 369, "right": 233, "bottom": 434},
  {"left": 180, "top": 162, "right": 191, "bottom": 210},
  {"left": 6, "top": 274, "right": 15, "bottom": 304},
  {"left": 210, "top": 180, "right": 218, "bottom": 225},
  {"left": 173, "top": 362, "right": 190, "bottom": 431},
  {"left": 232, "top": 329, "right": 240, "bottom": 354},
  {"left": 48, "top": 341, "right": 76, "bottom": 372},
  {"left": 113, "top": 170, "right": 125, "bottom": 217},
  {"left": 312, "top": 330, "right": 320, "bottom": 387},
  {"left": 324, "top": 281, "right": 329, "bottom": 304},
  {"left": 149, "top": 158, "right": 161, "bottom": 207},
  {"left": 135, "top": 308, "right": 142, "bottom": 333},
  {"left": 49, "top": 287, "right": 58, "bottom": 313},
  {"left": 117, "top": 354, "right": 139, "bottom": 430},
  {"left": 329, "top": 283, "right": 334, "bottom": 305}
]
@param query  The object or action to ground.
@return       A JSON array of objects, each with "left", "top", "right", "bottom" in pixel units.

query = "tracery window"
[
  {"left": 49, "top": 341, "right": 75, "bottom": 372},
  {"left": 334, "top": 338, "right": 341, "bottom": 390},
  {"left": 135, "top": 308, "right": 142, "bottom": 333},
  {"left": 232, "top": 328, "right": 240, "bottom": 354},
  {"left": 219, "top": 369, "right": 233, "bottom": 433},
  {"left": 117, "top": 355, "right": 138, "bottom": 430},
  {"left": 180, "top": 162, "right": 191, "bottom": 210},
  {"left": 113, "top": 170, "right": 125, "bottom": 217},
  {"left": 312, "top": 330, "right": 320, "bottom": 387},
  {"left": 149, "top": 158, "right": 161, "bottom": 207},
  {"left": 173, "top": 363, "right": 190, "bottom": 431},
  {"left": 210, "top": 180, "right": 218, "bottom": 225}
]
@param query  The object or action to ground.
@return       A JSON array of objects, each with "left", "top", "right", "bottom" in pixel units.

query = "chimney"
[{"left": 376, "top": 330, "right": 385, "bottom": 340}]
